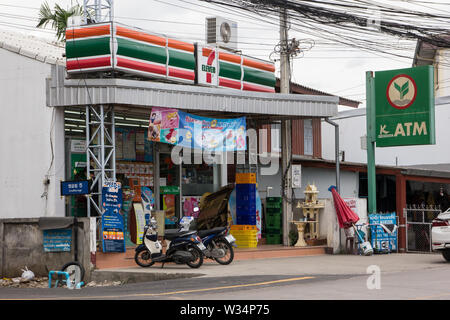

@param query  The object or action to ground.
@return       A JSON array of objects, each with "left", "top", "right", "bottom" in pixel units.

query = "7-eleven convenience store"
[{"left": 48, "top": 21, "right": 339, "bottom": 266}]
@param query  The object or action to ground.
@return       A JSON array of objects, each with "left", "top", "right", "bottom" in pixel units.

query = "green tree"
[{"left": 36, "top": 2, "right": 83, "bottom": 42}]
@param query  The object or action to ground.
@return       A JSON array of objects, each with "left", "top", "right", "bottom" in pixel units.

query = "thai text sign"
[
  {"left": 148, "top": 107, "right": 246, "bottom": 151},
  {"left": 375, "top": 65, "right": 435, "bottom": 147},
  {"left": 43, "top": 229, "right": 72, "bottom": 252},
  {"left": 101, "top": 208, "right": 126, "bottom": 253},
  {"left": 102, "top": 181, "right": 123, "bottom": 212},
  {"left": 61, "top": 180, "right": 90, "bottom": 196}
]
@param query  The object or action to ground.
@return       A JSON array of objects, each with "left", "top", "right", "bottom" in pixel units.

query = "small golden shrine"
[{"left": 292, "top": 184, "right": 325, "bottom": 246}]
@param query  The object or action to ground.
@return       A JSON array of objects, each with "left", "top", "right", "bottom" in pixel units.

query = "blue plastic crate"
[
  {"left": 237, "top": 215, "right": 257, "bottom": 225},
  {"left": 236, "top": 184, "right": 256, "bottom": 193},
  {"left": 236, "top": 193, "right": 257, "bottom": 202},
  {"left": 237, "top": 203, "right": 256, "bottom": 210}
]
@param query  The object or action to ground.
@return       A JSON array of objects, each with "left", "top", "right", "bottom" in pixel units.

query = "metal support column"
[
  {"left": 85, "top": 104, "right": 116, "bottom": 216},
  {"left": 325, "top": 118, "right": 340, "bottom": 193}
]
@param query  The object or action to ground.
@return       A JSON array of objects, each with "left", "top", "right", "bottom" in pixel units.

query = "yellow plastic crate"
[
  {"left": 233, "top": 235, "right": 257, "bottom": 243},
  {"left": 235, "top": 240, "right": 258, "bottom": 248},
  {"left": 230, "top": 225, "right": 257, "bottom": 231},
  {"left": 230, "top": 230, "right": 257, "bottom": 236}
]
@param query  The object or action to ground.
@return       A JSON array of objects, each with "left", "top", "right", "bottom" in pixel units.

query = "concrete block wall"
[{"left": 0, "top": 218, "right": 93, "bottom": 280}]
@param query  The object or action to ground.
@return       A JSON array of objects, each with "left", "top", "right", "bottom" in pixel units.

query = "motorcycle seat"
[
  {"left": 164, "top": 229, "right": 196, "bottom": 240},
  {"left": 198, "top": 227, "right": 227, "bottom": 238}
]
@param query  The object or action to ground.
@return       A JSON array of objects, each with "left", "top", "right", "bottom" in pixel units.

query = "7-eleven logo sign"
[{"left": 198, "top": 46, "right": 218, "bottom": 86}]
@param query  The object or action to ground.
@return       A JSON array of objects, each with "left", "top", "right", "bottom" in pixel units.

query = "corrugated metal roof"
[
  {"left": 0, "top": 29, "right": 65, "bottom": 65},
  {"left": 48, "top": 65, "right": 338, "bottom": 119}
]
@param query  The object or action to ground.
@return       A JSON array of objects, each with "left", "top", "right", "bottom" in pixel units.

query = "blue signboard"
[
  {"left": 61, "top": 180, "right": 90, "bottom": 196},
  {"left": 368, "top": 213, "right": 398, "bottom": 253},
  {"left": 102, "top": 181, "right": 123, "bottom": 211},
  {"left": 101, "top": 208, "right": 126, "bottom": 253},
  {"left": 43, "top": 229, "right": 72, "bottom": 252}
]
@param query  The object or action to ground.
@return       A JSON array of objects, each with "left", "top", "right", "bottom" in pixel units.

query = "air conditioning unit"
[{"left": 206, "top": 17, "right": 238, "bottom": 51}]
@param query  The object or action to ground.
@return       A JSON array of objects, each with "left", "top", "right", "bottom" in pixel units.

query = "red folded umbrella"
[{"left": 328, "top": 185, "right": 360, "bottom": 228}]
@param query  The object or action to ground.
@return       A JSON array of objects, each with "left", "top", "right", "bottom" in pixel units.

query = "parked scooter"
[
  {"left": 134, "top": 216, "right": 206, "bottom": 269},
  {"left": 191, "top": 207, "right": 237, "bottom": 265},
  {"left": 199, "top": 226, "right": 236, "bottom": 265}
]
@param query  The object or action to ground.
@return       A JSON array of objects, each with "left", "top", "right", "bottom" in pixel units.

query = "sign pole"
[{"left": 366, "top": 71, "right": 377, "bottom": 214}]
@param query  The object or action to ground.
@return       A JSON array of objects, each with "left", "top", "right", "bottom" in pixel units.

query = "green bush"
[{"left": 289, "top": 229, "right": 298, "bottom": 246}]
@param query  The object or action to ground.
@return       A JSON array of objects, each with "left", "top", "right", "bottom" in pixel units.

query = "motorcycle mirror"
[{"left": 193, "top": 207, "right": 199, "bottom": 212}]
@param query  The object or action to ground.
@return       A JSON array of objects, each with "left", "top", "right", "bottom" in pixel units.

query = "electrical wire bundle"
[{"left": 199, "top": 0, "right": 450, "bottom": 67}]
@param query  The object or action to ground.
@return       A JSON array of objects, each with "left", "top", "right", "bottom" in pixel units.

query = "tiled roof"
[{"left": 0, "top": 29, "right": 65, "bottom": 65}]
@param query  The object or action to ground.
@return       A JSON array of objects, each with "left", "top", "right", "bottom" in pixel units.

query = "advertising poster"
[
  {"left": 183, "top": 196, "right": 201, "bottom": 218},
  {"left": 102, "top": 181, "right": 123, "bottom": 212},
  {"left": 141, "top": 186, "right": 155, "bottom": 213},
  {"left": 134, "top": 203, "right": 146, "bottom": 245},
  {"left": 101, "top": 208, "right": 125, "bottom": 253},
  {"left": 148, "top": 107, "right": 179, "bottom": 144},
  {"left": 368, "top": 213, "right": 398, "bottom": 253},
  {"left": 148, "top": 107, "right": 247, "bottom": 151},
  {"left": 178, "top": 111, "right": 246, "bottom": 152}
]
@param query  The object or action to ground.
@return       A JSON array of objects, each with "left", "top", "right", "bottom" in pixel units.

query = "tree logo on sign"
[{"left": 386, "top": 74, "right": 417, "bottom": 109}]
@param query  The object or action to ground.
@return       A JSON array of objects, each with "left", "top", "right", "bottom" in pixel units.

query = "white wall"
[
  {"left": 0, "top": 49, "right": 65, "bottom": 218},
  {"left": 322, "top": 100, "right": 450, "bottom": 167},
  {"left": 293, "top": 166, "right": 359, "bottom": 199},
  {"left": 437, "top": 49, "right": 450, "bottom": 98}
]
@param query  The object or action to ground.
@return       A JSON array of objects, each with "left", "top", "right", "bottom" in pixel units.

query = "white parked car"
[{"left": 432, "top": 208, "right": 450, "bottom": 261}]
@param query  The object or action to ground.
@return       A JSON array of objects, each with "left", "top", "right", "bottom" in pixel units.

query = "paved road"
[{"left": 1, "top": 253, "right": 449, "bottom": 301}]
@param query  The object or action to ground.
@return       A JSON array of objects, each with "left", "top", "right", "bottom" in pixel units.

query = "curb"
[{"left": 90, "top": 270, "right": 205, "bottom": 284}]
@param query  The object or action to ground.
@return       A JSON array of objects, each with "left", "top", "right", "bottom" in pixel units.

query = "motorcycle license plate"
[
  {"left": 197, "top": 242, "right": 206, "bottom": 250},
  {"left": 225, "top": 235, "right": 236, "bottom": 243}
]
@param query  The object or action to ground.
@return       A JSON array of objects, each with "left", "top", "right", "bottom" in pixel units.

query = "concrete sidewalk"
[{"left": 91, "top": 253, "right": 448, "bottom": 284}]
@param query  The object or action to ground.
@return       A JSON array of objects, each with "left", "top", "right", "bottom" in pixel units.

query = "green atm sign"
[{"left": 375, "top": 65, "right": 435, "bottom": 147}]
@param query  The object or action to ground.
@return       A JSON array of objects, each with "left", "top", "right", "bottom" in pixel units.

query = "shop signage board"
[
  {"left": 101, "top": 208, "right": 126, "bottom": 253},
  {"left": 197, "top": 45, "right": 276, "bottom": 92},
  {"left": 368, "top": 213, "right": 398, "bottom": 253},
  {"left": 43, "top": 229, "right": 72, "bottom": 252},
  {"left": 160, "top": 185, "right": 180, "bottom": 195},
  {"left": 197, "top": 46, "right": 219, "bottom": 87},
  {"left": 66, "top": 22, "right": 196, "bottom": 84},
  {"left": 148, "top": 107, "right": 247, "bottom": 152},
  {"left": 102, "top": 181, "right": 123, "bottom": 211},
  {"left": 374, "top": 65, "right": 435, "bottom": 147},
  {"left": 291, "top": 165, "right": 302, "bottom": 189},
  {"left": 61, "top": 180, "right": 90, "bottom": 196},
  {"left": 66, "top": 22, "right": 275, "bottom": 92}
]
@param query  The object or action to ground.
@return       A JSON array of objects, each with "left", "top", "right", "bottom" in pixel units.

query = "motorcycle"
[
  {"left": 191, "top": 207, "right": 237, "bottom": 265},
  {"left": 134, "top": 216, "right": 206, "bottom": 269},
  {"left": 198, "top": 226, "right": 236, "bottom": 265}
]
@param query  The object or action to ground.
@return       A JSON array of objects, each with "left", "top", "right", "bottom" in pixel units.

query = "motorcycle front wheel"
[
  {"left": 213, "top": 239, "right": 234, "bottom": 265},
  {"left": 186, "top": 245, "right": 204, "bottom": 268},
  {"left": 134, "top": 249, "right": 155, "bottom": 267}
]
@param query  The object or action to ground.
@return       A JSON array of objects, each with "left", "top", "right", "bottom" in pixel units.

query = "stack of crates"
[
  {"left": 230, "top": 225, "right": 257, "bottom": 248},
  {"left": 265, "top": 197, "right": 283, "bottom": 244},
  {"left": 235, "top": 173, "right": 257, "bottom": 226}
]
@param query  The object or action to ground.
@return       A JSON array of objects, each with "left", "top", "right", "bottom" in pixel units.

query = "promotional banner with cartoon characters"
[{"left": 149, "top": 107, "right": 246, "bottom": 151}]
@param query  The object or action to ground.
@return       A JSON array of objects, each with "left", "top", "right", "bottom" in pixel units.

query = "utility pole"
[{"left": 280, "top": 4, "right": 293, "bottom": 246}]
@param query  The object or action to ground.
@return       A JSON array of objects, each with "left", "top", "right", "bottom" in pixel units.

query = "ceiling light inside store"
[
  {"left": 116, "top": 122, "right": 144, "bottom": 127},
  {"left": 65, "top": 118, "right": 85, "bottom": 123}
]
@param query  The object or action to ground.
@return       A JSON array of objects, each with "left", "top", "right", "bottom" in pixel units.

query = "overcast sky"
[{"left": 0, "top": 0, "right": 447, "bottom": 110}]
